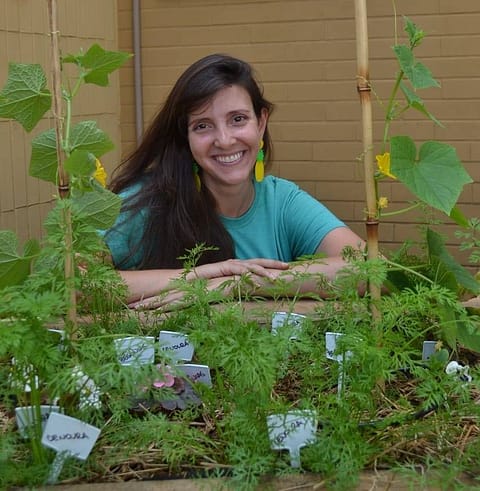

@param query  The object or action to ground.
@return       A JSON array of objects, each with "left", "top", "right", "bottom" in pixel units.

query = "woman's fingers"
[{"left": 195, "top": 258, "right": 288, "bottom": 280}]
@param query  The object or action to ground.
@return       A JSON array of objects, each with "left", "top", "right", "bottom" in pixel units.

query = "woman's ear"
[{"left": 258, "top": 107, "right": 268, "bottom": 135}]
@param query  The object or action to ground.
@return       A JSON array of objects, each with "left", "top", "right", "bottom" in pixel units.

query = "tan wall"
[
  {"left": 118, "top": 0, "right": 480, "bottom": 266},
  {"left": 0, "top": 0, "right": 121, "bottom": 243}
]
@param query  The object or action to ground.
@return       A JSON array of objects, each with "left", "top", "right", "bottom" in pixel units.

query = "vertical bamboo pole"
[
  {"left": 354, "top": 0, "right": 381, "bottom": 318},
  {"left": 47, "top": 0, "right": 77, "bottom": 334}
]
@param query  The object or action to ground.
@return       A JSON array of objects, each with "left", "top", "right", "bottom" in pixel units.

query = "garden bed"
[
  {"left": 40, "top": 470, "right": 479, "bottom": 491},
  {"left": 3, "top": 293, "right": 480, "bottom": 490}
]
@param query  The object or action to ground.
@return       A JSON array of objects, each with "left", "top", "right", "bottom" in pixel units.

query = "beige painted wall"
[
  {"left": 0, "top": 0, "right": 121, "bottom": 242},
  {"left": 118, "top": 0, "right": 480, "bottom": 267}
]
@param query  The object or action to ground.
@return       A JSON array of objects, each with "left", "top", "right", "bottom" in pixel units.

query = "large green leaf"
[
  {"left": 78, "top": 44, "right": 132, "bottom": 87},
  {"left": 390, "top": 136, "right": 473, "bottom": 215},
  {"left": 0, "top": 63, "right": 51, "bottom": 132},
  {"left": 30, "top": 121, "right": 114, "bottom": 184},
  {"left": 29, "top": 128, "right": 57, "bottom": 183},
  {"left": 69, "top": 120, "right": 114, "bottom": 156},
  {"left": 64, "top": 149, "right": 96, "bottom": 177},
  {"left": 393, "top": 45, "right": 440, "bottom": 90},
  {"left": 0, "top": 231, "right": 40, "bottom": 288},
  {"left": 427, "top": 228, "right": 480, "bottom": 294},
  {"left": 71, "top": 187, "right": 122, "bottom": 229}
]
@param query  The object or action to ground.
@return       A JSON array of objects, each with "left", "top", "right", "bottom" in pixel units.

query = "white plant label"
[
  {"left": 271, "top": 312, "right": 306, "bottom": 339},
  {"left": 422, "top": 341, "right": 437, "bottom": 361},
  {"left": 158, "top": 330, "right": 194, "bottom": 361},
  {"left": 325, "top": 332, "right": 352, "bottom": 397},
  {"left": 47, "top": 328, "right": 66, "bottom": 350},
  {"left": 41, "top": 412, "right": 101, "bottom": 461},
  {"left": 325, "top": 332, "right": 352, "bottom": 362},
  {"left": 267, "top": 410, "right": 317, "bottom": 468},
  {"left": 177, "top": 364, "right": 212, "bottom": 387},
  {"left": 114, "top": 336, "right": 155, "bottom": 366},
  {"left": 15, "top": 405, "right": 61, "bottom": 439},
  {"left": 10, "top": 358, "right": 39, "bottom": 393}
]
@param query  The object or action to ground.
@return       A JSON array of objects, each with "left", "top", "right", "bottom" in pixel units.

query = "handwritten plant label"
[
  {"left": 114, "top": 336, "right": 155, "bottom": 366},
  {"left": 422, "top": 341, "right": 437, "bottom": 361},
  {"left": 325, "top": 332, "right": 352, "bottom": 362},
  {"left": 15, "top": 405, "right": 61, "bottom": 439},
  {"left": 41, "top": 412, "right": 101, "bottom": 461},
  {"left": 267, "top": 410, "right": 317, "bottom": 468},
  {"left": 176, "top": 364, "right": 212, "bottom": 387},
  {"left": 271, "top": 312, "right": 306, "bottom": 339},
  {"left": 158, "top": 330, "right": 194, "bottom": 361}
]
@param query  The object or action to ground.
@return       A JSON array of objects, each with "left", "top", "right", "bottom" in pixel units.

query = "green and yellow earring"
[
  {"left": 193, "top": 162, "right": 201, "bottom": 191},
  {"left": 254, "top": 140, "right": 264, "bottom": 182}
]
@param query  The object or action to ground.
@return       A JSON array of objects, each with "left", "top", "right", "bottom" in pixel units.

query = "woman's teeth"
[{"left": 216, "top": 151, "right": 243, "bottom": 163}]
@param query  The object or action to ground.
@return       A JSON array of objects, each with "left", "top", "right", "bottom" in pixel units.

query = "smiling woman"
[{"left": 101, "top": 54, "right": 364, "bottom": 308}]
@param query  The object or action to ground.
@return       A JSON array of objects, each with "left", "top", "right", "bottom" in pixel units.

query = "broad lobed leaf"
[
  {"left": 0, "top": 230, "right": 39, "bottom": 288},
  {"left": 80, "top": 44, "right": 132, "bottom": 87},
  {"left": 393, "top": 45, "right": 440, "bottom": 90},
  {"left": 390, "top": 136, "right": 472, "bottom": 215},
  {"left": 71, "top": 187, "right": 122, "bottom": 229},
  {"left": 30, "top": 121, "right": 114, "bottom": 184},
  {"left": 0, "top": 63, "right": 51, "bottom": 132}
]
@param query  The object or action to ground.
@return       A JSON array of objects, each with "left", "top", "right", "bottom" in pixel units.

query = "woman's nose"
[{"left": 214, "top": 125, "right": 235, "bottom": 147}]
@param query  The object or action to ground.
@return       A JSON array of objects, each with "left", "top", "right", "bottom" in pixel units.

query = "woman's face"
[{"left": 187, "top": 85, "right": 267, "bottom": 189}]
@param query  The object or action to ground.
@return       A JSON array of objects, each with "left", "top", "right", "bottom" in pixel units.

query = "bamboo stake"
[
  {"left": 47, "top": 0, "right": 78, "bottom": 335},
  {"left": 354, "top": 0, "right": 381, "bottom": 319}
]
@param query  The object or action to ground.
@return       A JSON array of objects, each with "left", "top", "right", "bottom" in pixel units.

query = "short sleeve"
[{"left": 280, "top": 182, "right": 345, "bottom": 258}]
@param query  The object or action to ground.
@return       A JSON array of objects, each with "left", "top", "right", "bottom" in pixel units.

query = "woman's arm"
[
  {"left": 127, "top": 227, "right": 366, "bottom": 309},
  {"left": 119, "top": 258, "right": 290, "bottom": 304},
  {"left": 252, "top": 227, "right": 366, "bottom": 297}
]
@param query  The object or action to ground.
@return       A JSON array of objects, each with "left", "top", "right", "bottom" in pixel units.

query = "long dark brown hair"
[{"left": 109, "top": 53, "right": 274, "bottom": 269}]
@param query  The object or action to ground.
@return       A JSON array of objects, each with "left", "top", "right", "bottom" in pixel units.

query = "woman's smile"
[{"left": 214, "top": 151, "right": 245, "bottom": 165}]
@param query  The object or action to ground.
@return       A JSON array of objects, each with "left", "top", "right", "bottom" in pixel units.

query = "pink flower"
[{"left": 152, "top": 364, "right": 175, "bottom": 388}]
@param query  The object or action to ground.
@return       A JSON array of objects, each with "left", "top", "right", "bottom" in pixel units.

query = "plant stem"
[
  {"left": 381, "top": 70, "right": 404, "bottom": 152},
  {"left": 47, "top": 0, "right": 78, "bottom": 337},
  {"left": 383, "top": 258, "right": 434, "bottom": 284},
  {"left": 380, "top": 201, "right": 422, "bottom": 217},
  {"left": 29, "top": 373, "right": 47, "bottom": 465}
]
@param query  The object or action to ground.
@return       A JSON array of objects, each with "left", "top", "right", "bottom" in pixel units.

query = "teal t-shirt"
[{"left": 102, "top": 176, "right": 345, "bottom": 269}]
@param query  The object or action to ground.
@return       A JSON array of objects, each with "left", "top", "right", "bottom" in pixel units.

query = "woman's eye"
[
  {"left": 232, "top": 115, "right": 247, "bottom": 124},
  {"left": 193, "top": 122, "right": 209, "bottom": 131}
]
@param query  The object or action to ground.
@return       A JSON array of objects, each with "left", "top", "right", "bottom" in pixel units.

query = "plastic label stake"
[
  {"left": 114, "top": 336, "right": 155, "bottom": 366},
  {"left": 267, "top": 410, "right": 317, "bottom": 468},
  {"left": 271, "top": 312, "right": 306, "bottom": 339},
  {"left": 158, "top": 330, "right": 194, "bottom": 362},
  {"left": 176, "top": 364, "right": 212, "bottom": 387},
  {"left": 422, "top": 341, "right": 437, "bottom": 361},
  {"left": 42, "top": 413, "right": 101, "bottom": 484},
  {"left": 325, "top": 332, "right": 352, "bottom": 397},
  {"left": 15, "top": 405, "right": 61, "bottom": 439}
]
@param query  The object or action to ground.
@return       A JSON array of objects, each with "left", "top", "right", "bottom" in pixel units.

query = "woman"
[{"left": 104, "top": 54, "right": 364, "bottom": 308}]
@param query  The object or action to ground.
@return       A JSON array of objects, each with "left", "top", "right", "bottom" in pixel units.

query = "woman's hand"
[
  {"left": 128, "top": 271, "right": 267, "bottom": 310},
  {"left": 189, "top": 258, "right": 289, "bottom": 281},
  {"left": 120, "top": 258, "right": 289, "bottom": 306}
]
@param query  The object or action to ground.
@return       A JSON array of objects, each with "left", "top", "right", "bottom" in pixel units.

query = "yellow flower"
[
  {"left": 376, "top": 152, "right": 396, "bottom": 179},
  {"left": 93, "top": 159, "right": 107, "bottom": 187},
  {"left": 378, "top": 196, "right": 389, "bottom": 209}
]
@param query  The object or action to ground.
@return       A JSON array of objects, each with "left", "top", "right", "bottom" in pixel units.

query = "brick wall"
[
  {"left": 0, "top": 0, "right": 121, "bottom": 242},
  {"left": 118, "top": 0, "right": 480, "bottom": 266}
]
